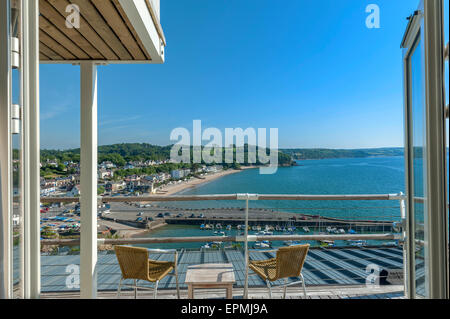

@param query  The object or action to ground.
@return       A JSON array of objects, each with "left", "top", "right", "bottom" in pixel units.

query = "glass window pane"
[{"left": 409, "top": 37, "right": 427, "bottom": 298}]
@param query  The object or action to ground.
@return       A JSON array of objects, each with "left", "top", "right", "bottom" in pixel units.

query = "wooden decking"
[
  {"left": 39, "top": 247, "right": 408, "bottom": 292},
  {"left": 41, "top": 284, "right": 405, "bottom": 299}
]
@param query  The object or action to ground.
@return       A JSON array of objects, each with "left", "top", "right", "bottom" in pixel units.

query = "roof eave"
[{"left": 118, "top": 0, "right": 165, "bottom": 64}]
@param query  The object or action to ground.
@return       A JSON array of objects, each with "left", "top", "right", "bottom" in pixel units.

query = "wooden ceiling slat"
[
  {"left": 39, "top": 42, "right": 64, "bottom": 60},
  {"left": 40, "top": 52, "right": 50, "bottom": 61},
  {"left": 39, "top": 29, "right": 77, "bottom": 60},
  {"left": 40, "top": 15, "right": 90, "bottom": 60},
  {"left": 39, "top": 0, "right": 106, "bottom": 60},
  {"left": 91, "top": 0, "right": 146, "bottom": 60},
  {"left": 112, "top": 0, "right": 151, "bottom": 60},
  {"left": 45, "top": 0, "right": 119, "bottom": 60},
  {"left": 68, "top": 0, "right": 132, "bottom": 60},
  {"left": 38, "top": 0, "right": 160, "bottom": 62}
]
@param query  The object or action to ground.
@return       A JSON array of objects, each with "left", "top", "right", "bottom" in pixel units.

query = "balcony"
[{"left": 29, "top": 193, "right": 412, "bottom": 299}]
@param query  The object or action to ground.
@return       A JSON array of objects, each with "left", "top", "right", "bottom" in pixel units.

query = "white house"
[
  {"left": 67, "top": 185, "right": 80, "bottom": 197},
  {"left": 40, "top": 186, "right": 56, "bottom": 196},
  {"left": 98, "top": 170, "right": 114, "bottom": 179}
]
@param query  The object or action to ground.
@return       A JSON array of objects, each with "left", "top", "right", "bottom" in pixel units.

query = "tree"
[{"left": 97, "top": 186, "right": 105, "bottom": 195}]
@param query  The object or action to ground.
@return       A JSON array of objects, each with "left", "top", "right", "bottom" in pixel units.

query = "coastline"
[
  {"left": 153, "top": 167, "right": 254, "bottom": 196},
  {"left": 99, "top": 168, "right": 255, "bottom": 239}
]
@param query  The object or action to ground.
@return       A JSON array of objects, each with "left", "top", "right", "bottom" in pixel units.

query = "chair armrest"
[{"left": 147, "top": 248, "right": 178, "bottom": 265}]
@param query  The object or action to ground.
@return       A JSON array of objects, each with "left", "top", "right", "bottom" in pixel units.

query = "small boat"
[
  {"left": 256, "top": 230, "right": 273, "bottom": 235},
  {"left": 253, "top": 241, "right": 271, "bottom": 249},
  {"left": 348, "top": 229, "right": 357, "bottom": 234},
  {"left": 338, "top": 228, "right": 345, "bottom": 234},
  {"left": 349, "top": 240, "right": 366, "bottom": 247},
  {"left": 226, "top": 225, "right": 232, "bottom": 231},
  {"left": 302, "top": 227, "right": 310, "bottom": 233},
  {"left": 275, "top": 225, "right": 281, "bottom": 232},
  {"left": 200, "top": 224, "right": 205, "bottom": 230},
  {"left": 319, "top": 240, "right": 335, "bottom": 247},
  {"left": 202, "top": 241, "right": 223, "bottom": 249}
]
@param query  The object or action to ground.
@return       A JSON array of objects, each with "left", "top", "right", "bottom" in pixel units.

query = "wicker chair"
[
  {"left": 114, "top": 245, "right": 180, "bottom": 299},
  {"left": 248, "top": 244, "right": 309, "bottom": 299}
]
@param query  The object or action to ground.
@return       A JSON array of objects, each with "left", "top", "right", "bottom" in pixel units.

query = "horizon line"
[{"left": 39, "top": 142, "right": 406, "bottom": 152}]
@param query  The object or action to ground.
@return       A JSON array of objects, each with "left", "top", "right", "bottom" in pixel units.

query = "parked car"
[
  {"left": 156, "top": 213, "right": 164, "bottom": 218},
  {"left": 137, "top": 212, "right": 144, "bottom": 216},
  {"left": 164, "top": 212, "right": 171, "bottom": 216},
  {"left": 189, "top": 214, "right": 195, "bottom": 218}
]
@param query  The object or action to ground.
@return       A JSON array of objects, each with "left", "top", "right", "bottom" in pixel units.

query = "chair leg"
[
  {"left": 154, "top": 280, "right": 159, "bottom": 299},
  {"left": 283, "top": 278, "right": 288, "bottom": 299},
  {"left": 266, "top": 280, "right": 272, "bottom": 299},
  {"left": 134, "top": 279, "right": 137, "bottom": 299},
  {"left": 300, "top": 274, "right": 307, "bottom": 297},
  {"left": 175, "top": 271, "right": 180, "bottom": 299},
  {"left": 117, "top": 277, "right": 123, "bottom": 299}
]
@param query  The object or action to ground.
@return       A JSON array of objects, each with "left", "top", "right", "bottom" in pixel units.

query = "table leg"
[
  {"left": 188, "top": 284, "right": 194, "bottom": 299},
  {"left": 226, "top": 285, "right": 233, "bottom": 299}
]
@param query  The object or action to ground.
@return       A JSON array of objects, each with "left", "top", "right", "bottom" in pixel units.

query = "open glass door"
[
  {"left": 402, "top": 0, "right": 448, "bottom": 299},
  {"left": 402, "top": 8, "right": 427, "bottom": 298}
]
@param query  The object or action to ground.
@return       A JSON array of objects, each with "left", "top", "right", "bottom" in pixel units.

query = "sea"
[{"left": 142, "top": 156, "right": 408, "bottom": 249}]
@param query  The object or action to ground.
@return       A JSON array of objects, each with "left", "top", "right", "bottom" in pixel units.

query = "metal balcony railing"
[{"left": 37, "top": 192, "right": 408, "bottom": 298}]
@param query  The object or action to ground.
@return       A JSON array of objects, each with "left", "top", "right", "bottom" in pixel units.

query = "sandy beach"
[{"left": 153, "top": 167, "right": 254, "bottom": 196}]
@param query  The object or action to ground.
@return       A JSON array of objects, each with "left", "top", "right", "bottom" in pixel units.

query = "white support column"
[
  {"left": 20, "top": 0, "right": 40, "bottom": 299},
  {"left": 243, "top": 196, "right": 249, "bottom": 299},
  {"left": 80, "top": 62, "right": 98, "bottom": 299},
  {"left": 399, "top": 192, "right": 408, "bottom": 298},
  {"left": 0, "top": 0, "right": 12, "bottom": 300},
  {"left": 423, "top": 0, "right": 448, "bottom": 298},
  {"left": 28, "top": 0, "right": 40, "bottom": 299},
  {"left": 21, "top": 0, "right": 31, "bottom": 299}
]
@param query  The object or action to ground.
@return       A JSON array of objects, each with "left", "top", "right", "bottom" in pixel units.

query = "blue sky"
[{"left": 37, "top": 0, "right": 448, "bottom": 150}]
